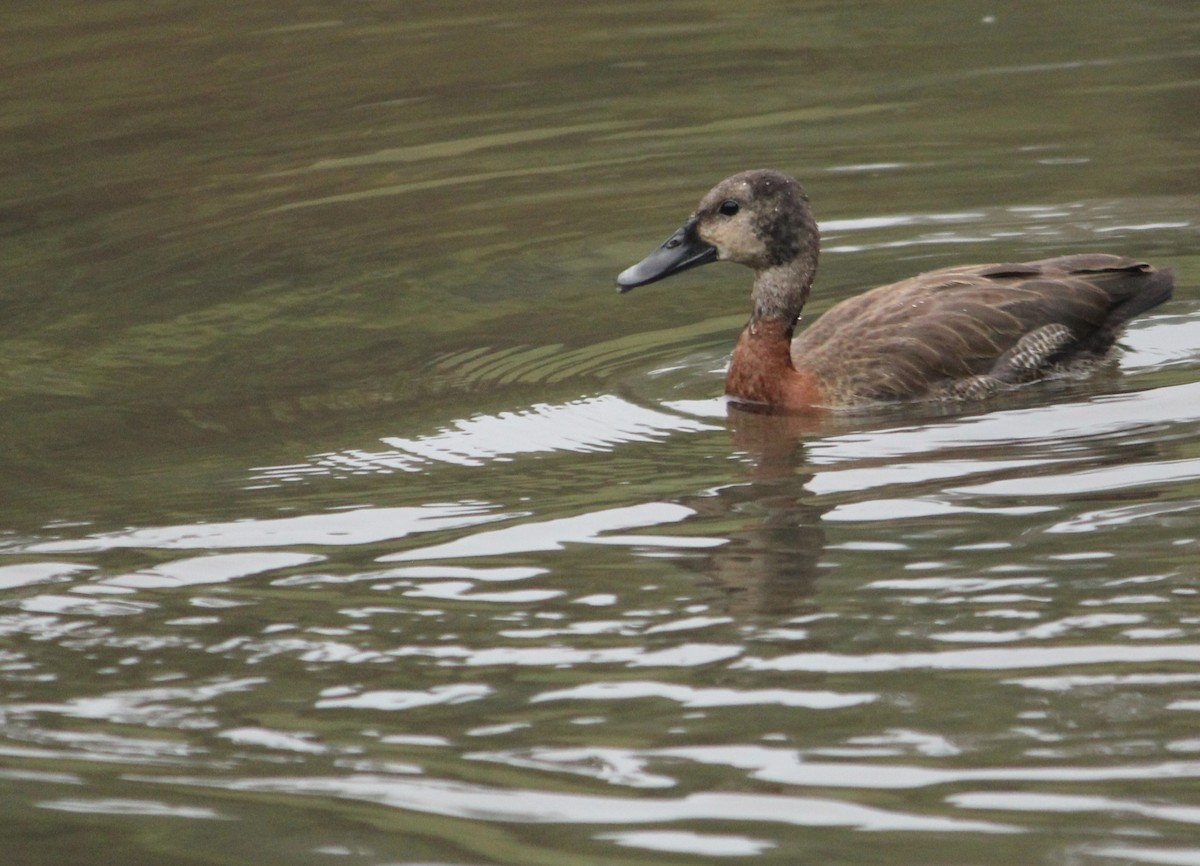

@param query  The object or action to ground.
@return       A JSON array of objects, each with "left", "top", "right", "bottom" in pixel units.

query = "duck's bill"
[{"left": 616, "top": 220, "right": 718, "bottom": 292}]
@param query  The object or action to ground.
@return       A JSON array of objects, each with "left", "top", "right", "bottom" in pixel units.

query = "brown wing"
[{"left": 791, "top": 254, "right": 1173, "bottom": 405}]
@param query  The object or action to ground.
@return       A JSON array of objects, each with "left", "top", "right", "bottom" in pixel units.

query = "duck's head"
[{"left": 616, "top": 170, "right": 819, "bottom": 320}]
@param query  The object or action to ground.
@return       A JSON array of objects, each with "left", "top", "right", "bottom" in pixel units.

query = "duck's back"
[{"left": 792, "top": 254, "right": 1174, "bottom": 406}]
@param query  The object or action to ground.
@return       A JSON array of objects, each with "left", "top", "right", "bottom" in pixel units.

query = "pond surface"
[{"left": 3, "top": 2, "right": 1200, "bottom": 864}]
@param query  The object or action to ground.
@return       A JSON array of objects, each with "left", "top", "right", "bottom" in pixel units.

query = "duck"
[{"left": 616, "top": 169, "right": 1175, "bottom": 410}]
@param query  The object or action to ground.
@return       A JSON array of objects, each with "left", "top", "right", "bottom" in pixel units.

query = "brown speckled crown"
[{"left": 743, "top": 171, "right": 813, "bottom": 267}]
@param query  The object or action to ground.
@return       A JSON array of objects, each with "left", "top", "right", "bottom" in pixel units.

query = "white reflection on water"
[
  {"left": 11, "top": 553, "right": 327, "bottom": 616},
  {"left": 10, "top": 677, "right": 264, "bottom": 731},
  {"left": 597, "top": 829, "right": 775, "bottom": 856},
  {"left": 1121, "top": 314, "right": 1200, "bottom": 370},
  {"left": 381, "top": 502, "right": 721, "bottom": 562},
  {"left": 951, "top": 791, "right": 1200, "bottom": 825},
  {"left": 867, "top": 576, "right": 1047, "bottom": 592},
  {"left": 738, "top": 644, "right": 1200, "bottom": 673},
  {"left": 823, "top": 498, "right": 1055, "bottom": 522},
  {"left": 826, "top": 729, "right": 962, "bottom": 758},
  {"left": 14, "top": 595, "right": 157, "bottom": 617},
  {"left": 26, "top": 503, "right": 508, "bottom": 553},
  {"left": 37, "top": 798, "right": 227, "bottom": 820},
  {"left": 142, "top": 773, "right": 1017, "bottom": 833},
  {"left": 804, "top": 458, "right": 1054, "bottom": 496},
  {"left": 0, "top": 562, "right": 95, "bottom": 590},
  {"left": 382, "top": 565, "right": 545, "bottom": 581},
  {"left": 1090, "top": 847, "right": 1200, "bottom": 866},
  {"left": 315, "top": 683, "right": 492, "bottom": 711},
  {"left": 6, "top": 731, "right": 197, "bottom": 765},
  {"left": 530, "top": 680, "right": 875, "bottom": 710},
  {"left": 0, "top": 742, "right": 186, "bottom": 766},
  {"left": 930, "top": 613, "right": 1148, "bottom": 643},
  {"left": 252, "top": 395, "right": 719, "bottom": 482},
  {"left": 402, "top": 581, "right": 564, "bottom": 604},
  {"left": 1048, "top": 500, "right": 1200, "bottom": 534},
  {"left": 389, "top": 643, "right": 743, "bottom": 668},
  {"left": 818, "top": 198, "right": 1192, "bottom": 254},
  {"left": 820, "top": 210, "right": 986, "bottom": 233},
  {"left": 954, "top": 458, "right": 1200, "bottom": 497},
  {"left": 807, "top": 381, "right": 1200, "bottom": 466},
  {"left": 805, "top": 378, "right": 1200, "bottom": 523},
  {"left": 465, "top": 746, "right": 675, "bottom": 789},
  {"left": 0, "top": 768, "right": 83, "bottom": 786},
  {"left": 651, "top": 744, "right": 1200, "bottom": 790},
  {"left": 380, "top": 396, "right": 717, "bottom": 464},
  {"left": 218, "top": 727, "right": 330, "bottom": 754},
  {"left": 102, "top": 553, "right": 324, "bottom": 590}
]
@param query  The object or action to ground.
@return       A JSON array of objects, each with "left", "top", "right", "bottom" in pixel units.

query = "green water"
[{"left": 3, "top": 2, "right": 1200, "bottom": 864}]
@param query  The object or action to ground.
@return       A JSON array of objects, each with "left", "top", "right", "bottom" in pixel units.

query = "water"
[{"left": 3, "top": 2, "right": 1200, "bottom": 864}]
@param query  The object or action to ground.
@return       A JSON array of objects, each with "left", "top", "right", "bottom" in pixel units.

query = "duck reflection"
[{"left": 672, "top": 404, "right": 829, "bottom": 615}]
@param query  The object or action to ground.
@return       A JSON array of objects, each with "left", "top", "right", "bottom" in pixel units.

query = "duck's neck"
[
  {"left": 726, "top": 245, "right": 820, "bottom": 409},
  {"left": 750, "top": 209, "right": 819, "bottom": 323},
  {"left": 750, "top": 261, "right": 812, "bottom": 324},
  {"left": 725, "top": 317, "right": 822, "bottom": 410}
]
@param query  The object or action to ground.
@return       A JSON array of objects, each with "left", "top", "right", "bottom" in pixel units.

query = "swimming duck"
[{"left": 617, "top": 170, "right": 1175, "bottom": 410}]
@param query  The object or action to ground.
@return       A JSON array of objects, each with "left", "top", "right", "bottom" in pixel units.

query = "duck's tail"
[
  {"left": 1088, "top": 264, "right": 1174, "bottom": 355},
  {"left": 1032, "top": 255, "right": 1175, "bottom": 356}
]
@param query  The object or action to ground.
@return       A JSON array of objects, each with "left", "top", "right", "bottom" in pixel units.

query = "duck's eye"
[{"left": 718, "top": 199, "right": 740, "bottom": 217}]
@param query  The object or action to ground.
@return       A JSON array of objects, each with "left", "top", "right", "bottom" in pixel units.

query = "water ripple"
[
  {"left": 530, "top": 681, "right": 875, "bottom": 709},
  {"left": 24, "top": 503, "right": 506, "bottom": 553},
  {"left": 252, "top": 395, "right": 718, "bottom": 482},
  {"left": 141, "top": 773, "right": 1018, "bottom": 834},
  {"left": 380, "top": 501, "right": 720, "bottom": 563},
  {"left": 738, "top": 644, "right": 1200, "bottom": 673}
]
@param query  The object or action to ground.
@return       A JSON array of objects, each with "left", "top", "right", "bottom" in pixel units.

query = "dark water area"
[{"left": 3, "top": 2, "right": 1200, "bottom": 864}]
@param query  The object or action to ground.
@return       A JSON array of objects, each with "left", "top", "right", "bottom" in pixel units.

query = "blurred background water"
[{"left": 2, "top": 2, "right": 1200, "bottom": 864}]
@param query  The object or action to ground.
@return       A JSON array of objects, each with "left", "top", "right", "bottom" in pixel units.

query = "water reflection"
[
  {"left": 140, "top": 771, "right": 1018, "bottom": 834},
  {"left": 27, "top": 504, "right": 509, "bottom": 552},
  {"left": 252, "top": 395, "right": 718, "bottom": 480}
]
